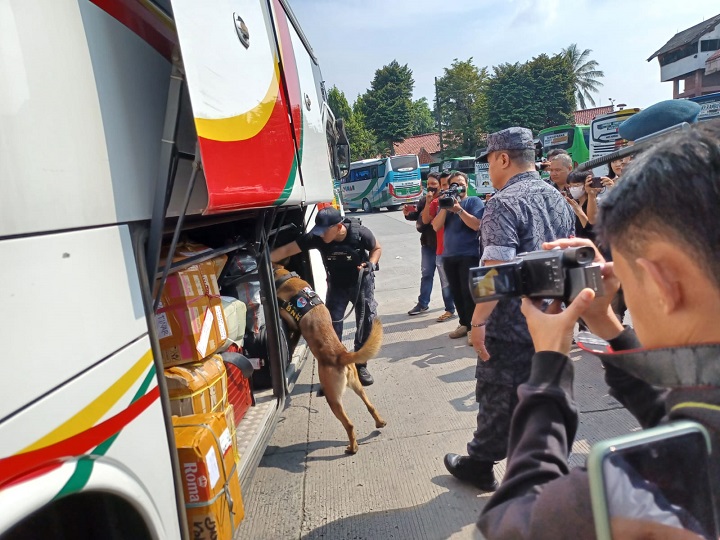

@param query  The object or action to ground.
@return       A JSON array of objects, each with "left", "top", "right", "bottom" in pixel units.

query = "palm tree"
[{"left": 562, "top": 44, "right": 604, "bottom": 110}]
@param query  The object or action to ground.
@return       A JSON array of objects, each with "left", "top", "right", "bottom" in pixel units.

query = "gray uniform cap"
[{"left": 476, "top": 127, "right": 534, "bottom": 162}]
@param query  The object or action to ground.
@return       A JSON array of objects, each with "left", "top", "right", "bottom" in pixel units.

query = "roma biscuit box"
[
  {"left": 164, "top": 355, "right": 228, "bottom": 416},
  {"left": 173, "top": 412, "right": 244, "bottom": 540}
]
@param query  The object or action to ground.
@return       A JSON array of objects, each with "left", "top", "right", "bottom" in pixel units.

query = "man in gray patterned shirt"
[{"left": 444, "top": 127, "right": 575, "bottom": 491}]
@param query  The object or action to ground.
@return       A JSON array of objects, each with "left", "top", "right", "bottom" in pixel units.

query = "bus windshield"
[
  {"left": 542, "top": 129, "right": 574, "bottom": 151},
  {"left": 390, "top": 155, "right": 419, "bottom": 172}
]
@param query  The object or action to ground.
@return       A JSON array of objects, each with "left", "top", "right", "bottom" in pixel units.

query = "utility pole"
[{"left": 434, "top": 77, "right": 444, "bottom": 159}]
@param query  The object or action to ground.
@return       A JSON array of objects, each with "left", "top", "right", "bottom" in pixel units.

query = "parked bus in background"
[
  {"left": 428, "top": 156, "right": 492, "bottom": 196},
  {"left": 589, "top": 108, "right": 640, "bottom": 176},
  {"left": 473, "top": 151, "right": 494, "bottom": 197},
  {"left": 538, "top": 124, "right": 591, "bottom": 168},
  {"left": 341, "top": 155, "right": 422, "bottom": 213},
  {"left": 689, "top": 92, "right": 720, "bottom": 122}
]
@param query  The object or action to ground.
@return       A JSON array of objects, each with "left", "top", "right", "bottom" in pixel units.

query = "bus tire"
[{"left": 362, "top": 199, "right": 372, "bottom": 213}]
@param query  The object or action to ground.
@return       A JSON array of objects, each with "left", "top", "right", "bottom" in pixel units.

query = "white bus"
[
  {"left": 589, "top": 108, "right": 640, "bottom": 176},
  {"left": 341, "top": 155, "right": 422, "bottom": 212}
]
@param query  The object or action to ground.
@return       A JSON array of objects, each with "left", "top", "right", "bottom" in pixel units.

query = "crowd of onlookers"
[{"left": 404, "top": 145, "right": 632, "bottom": 336}]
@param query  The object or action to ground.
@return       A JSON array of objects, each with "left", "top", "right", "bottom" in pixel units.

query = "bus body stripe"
[{"left": 21, "top": 350, "right": 154, "bottom": 453}]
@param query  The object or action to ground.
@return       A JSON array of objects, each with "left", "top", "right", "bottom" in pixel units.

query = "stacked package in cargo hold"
[
  {"left": 155, "top": 246, "right": 229, "bottom": 367},
  {"left": 173, "top": 412, "right": 244, "bottom": 539},
  {"left": 165, "top": 355, "right": 228, "bottom": 416}
]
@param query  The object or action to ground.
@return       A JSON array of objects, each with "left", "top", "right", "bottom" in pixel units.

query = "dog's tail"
[{"left": 339, "top": 319, "right": 383, "bottom": 366}]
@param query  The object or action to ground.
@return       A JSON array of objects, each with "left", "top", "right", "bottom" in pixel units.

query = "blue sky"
[{"left": 291, "top": 0, "right": 720, "bottom": 110}]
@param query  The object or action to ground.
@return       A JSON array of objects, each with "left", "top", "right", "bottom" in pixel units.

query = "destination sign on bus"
[{"left": 543, "top": 133, "right": 569, "bottom": 147}]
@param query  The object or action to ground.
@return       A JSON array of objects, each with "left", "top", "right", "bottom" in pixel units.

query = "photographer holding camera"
[
  {"left": 444, "top": 127, "right": 575, "bottom": 492},
  {"left": 431, "top": 171, "right": 485, "bottom": 341},
  {"left": 476, "top": 122, "right": 720, "bottom": 539}
]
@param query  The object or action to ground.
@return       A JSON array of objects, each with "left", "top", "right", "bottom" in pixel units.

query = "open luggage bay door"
[{"left": 171, "top": 0, "right": 335, "bottom": 213}]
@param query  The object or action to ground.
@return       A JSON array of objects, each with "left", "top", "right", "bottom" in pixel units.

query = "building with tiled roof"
[
  {"left": 573, "top": 105, "right": 614, "bottom": 125},
  {"left": 393, "top": 133, "right": 442, "bottom": 164}
]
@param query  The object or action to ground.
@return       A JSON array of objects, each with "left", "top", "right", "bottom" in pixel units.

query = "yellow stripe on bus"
[
  {"left": 21, "top": 350, "right": 155, "bottom": 453},
  {"left": 194, "top": 63, "right": 280, "bottom": 142}
]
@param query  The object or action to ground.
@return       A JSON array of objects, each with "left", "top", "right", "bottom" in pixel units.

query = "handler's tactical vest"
[{"left": 322, "top": 218, "right": 368, "bottom": 278}]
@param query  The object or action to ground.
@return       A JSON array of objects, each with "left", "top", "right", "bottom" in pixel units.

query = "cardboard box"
[
  {"left": 224, "top": 404, "right": 241, "bottom": 468},
  {"left": 155, "top": 259, "right": 228, "bottom": 367},
  {"left": 165, "top": 355, "right": 228, "bottom": 416},
  {"left": 173, "top": 412, "right": 244, "bottom": 539},
  {"left": 176, "top": 241, "right": 228, "bottom": 280}
]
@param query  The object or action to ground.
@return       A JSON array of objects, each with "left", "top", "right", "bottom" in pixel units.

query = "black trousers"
[
  {"left": 325, "top": 272, "right": 378, "bottom": 354},
  {"left": 467, "top": 338, "right": 534, "bottom": 462},
  {"left": 442, "top": 255, "right": 479, "bottom": 328}
]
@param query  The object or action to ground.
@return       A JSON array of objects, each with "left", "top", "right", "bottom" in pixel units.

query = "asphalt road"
[{"left": 237, "top": 209, "right": 639, "bottom": 540}]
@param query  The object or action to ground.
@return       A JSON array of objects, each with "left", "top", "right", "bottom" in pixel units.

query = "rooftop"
[
  {"left": 393, "top": 133, "right": 441, "bottom": 157},
  {"left": 648, "top": 13, "right": 720, "bottom": 61},
  {"left": 573, "top": 105, "right": 614, "bottom": 125}
]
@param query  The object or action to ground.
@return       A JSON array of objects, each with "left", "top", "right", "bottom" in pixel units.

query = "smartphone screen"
[
  {"left": 591, "top": 177, "right": 603, "bottom": 189},
  {"left": 469, "top": 263, "right": 519, "bottom": 302},
  {"left": 592, "top": 423, "right": 717, "bottom": 540}
]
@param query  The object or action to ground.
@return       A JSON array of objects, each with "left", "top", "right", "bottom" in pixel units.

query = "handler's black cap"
[
  {"left": 476, "top": 127, "right": 535, "bottom": 162},
  {"left": 619, "top": 100, "right": 701, "bottom": 141},
  {"left": 309, "top": 207, "right": 343, "bottom": 236}
]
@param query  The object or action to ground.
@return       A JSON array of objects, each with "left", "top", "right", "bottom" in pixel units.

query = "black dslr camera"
[
  {"left": 438, "top": 183, "right": 466, "bottom": 209},
  {"left": 468, "top": 247, "right": 603, "bottom": 303}
]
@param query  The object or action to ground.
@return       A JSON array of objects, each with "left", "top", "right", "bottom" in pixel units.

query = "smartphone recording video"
[{"left": 588, "top": 421, "right": 717, "bottom": 540}]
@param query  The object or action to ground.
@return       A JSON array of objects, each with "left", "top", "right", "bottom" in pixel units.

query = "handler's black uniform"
[{"left": 296, "top": 216, "right": 379, "bottom": 385}]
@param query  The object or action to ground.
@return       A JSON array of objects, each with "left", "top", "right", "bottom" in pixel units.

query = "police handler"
[{"left": 270, "top": 207, "right": 382, "bottom": 386}]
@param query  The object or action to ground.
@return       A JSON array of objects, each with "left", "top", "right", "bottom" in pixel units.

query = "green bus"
[
  {"left": 428, "top": 156, "right": 491, "bottom": 196},
  {"left": 538, "top": 124, "right": 590, "bottom": 168}
]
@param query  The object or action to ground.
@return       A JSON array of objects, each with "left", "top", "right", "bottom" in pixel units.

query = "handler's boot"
[
  {"left": 356, "top": 364, "right": 374, "bottom": 386},
  {"left": 443, "top": 453, "right": 498, "bottom": 492}
]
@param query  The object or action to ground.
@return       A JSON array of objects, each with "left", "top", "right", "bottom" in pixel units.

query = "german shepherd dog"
[{"left": 273, "top": 265, "right": 386, "bottom": 454}]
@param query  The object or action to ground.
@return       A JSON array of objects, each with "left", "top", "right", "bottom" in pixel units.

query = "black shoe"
[
  {"left": 443, "top": 453, "right": 498, "bottom": 491},
  {"left": 316, "top": 386, "right": 324, "bottom": 397},
  {"left": 408, "top": 303, "right": 429, "bottom": 316},
  {"left": 356, "top": 364, "right": 374, "bottom": 386}
]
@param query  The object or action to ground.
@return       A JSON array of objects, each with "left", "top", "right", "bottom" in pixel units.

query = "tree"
[
  {"left": 409, "top": 98, "right": 435, "bottom": 136},
  {"left": 327, "top": 86, "right": 377, "bottom": 160},
  {"left": 436, "top": 58, "right": 488, "bottom": 155},
  {"left": 327, "top": 85, "right": 352, "bottom": 121},
  {"left": 562, "top": 44, "right": 604, "bottom": 110},
  {"left": 358, "top": 60, "right": 414, "bottom": 154},
  {"left": 485, "top": 53, "right": 575, "bottom": 135}
]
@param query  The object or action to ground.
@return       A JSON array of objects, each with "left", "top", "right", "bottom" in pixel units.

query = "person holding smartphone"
[{"left": 475, "top": 122, "right": 720, "bottom": 539}]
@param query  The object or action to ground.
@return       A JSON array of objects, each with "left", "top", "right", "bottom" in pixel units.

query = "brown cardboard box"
[
  {"left": 155, "top": 254, "right": 228, "bottom": 367},
  {"left": 176, "top": 241, "right": 228, "bottom": 280},
  {"left": 173, "top": 412, "right": 244, "bottom": 539},
  {"left": 165, "top": 355, "right": 228, "bottom": 416}
]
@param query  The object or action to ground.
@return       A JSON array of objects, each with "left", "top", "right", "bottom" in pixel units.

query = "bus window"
[
  {"left": 390, "top": 155, "right": 418, "bottom": 171},
  {"left": 378, "top": 162, "right": 386, "bottom": 177}
]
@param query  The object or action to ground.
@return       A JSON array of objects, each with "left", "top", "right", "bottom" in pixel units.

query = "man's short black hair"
[
  {"left": 439, "top": 171, "right": 451, "bottom": 180},
  {"left": 427, "top": 172, "right": 440, "bottom": 181},
  {"left": 506, "top": 148, "right": 536, "bottom": 166},
  {"left": 599, "top": 121, "right": 720, "bottom": 288}
]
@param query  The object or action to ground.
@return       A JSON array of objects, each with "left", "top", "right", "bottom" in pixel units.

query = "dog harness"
[{"left": 275, "top": 271, "right": 324, "bottom": 324}]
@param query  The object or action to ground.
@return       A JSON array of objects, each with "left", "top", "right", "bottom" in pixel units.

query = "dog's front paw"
[
  {"left": 376, "top": 419, "right": 387, "bottom": 429},
  {"left": 345, "top": 443, "right": 359, "bottom": 454}
]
